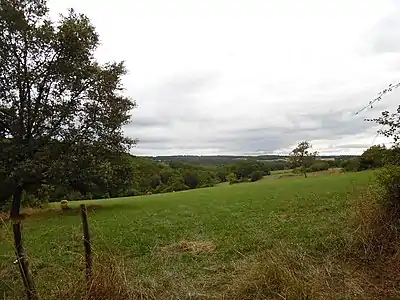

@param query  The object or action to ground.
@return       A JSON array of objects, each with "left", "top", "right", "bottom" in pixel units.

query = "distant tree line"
[
  {"left": 0, "top": 154, "right": 285, "bottom": 209},
  {"left": 223, "top": 160, "right": 272, "bottom": 184},
  {"left": 148, "top": 155, "right": 286, "bottom": 166},
  {"left": 0, "top": 146, "right": 375, "bottom": 210}
]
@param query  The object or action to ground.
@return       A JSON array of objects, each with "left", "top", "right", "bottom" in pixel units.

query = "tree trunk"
[
  {"left": 304, "top": 172, "right": 307, "bottom": 178},
  {"left": 10, "top": 185, "right": 39, "bottom": 300}
]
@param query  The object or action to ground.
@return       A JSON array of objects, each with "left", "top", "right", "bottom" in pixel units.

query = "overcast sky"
[{"left": 49, "top": 0, "right": 400, "bottom": 156}]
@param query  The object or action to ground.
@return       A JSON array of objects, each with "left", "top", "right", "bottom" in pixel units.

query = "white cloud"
[{"left": 48, "top": 0, "right": 400, "bottom": 155}]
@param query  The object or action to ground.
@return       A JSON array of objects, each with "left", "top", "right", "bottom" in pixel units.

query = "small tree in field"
[
  {"left": 289, "top": 141, "right": 317, "bottom": 178},
  {"left": 0, "top": 1, "right": 135, "bottom": 298}
]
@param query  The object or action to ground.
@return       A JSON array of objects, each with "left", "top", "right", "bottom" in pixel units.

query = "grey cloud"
[
  {"left": 334, "top": 143, "right": 372, "bottom": 149},
  {"left": 129, "top": 108, "right": 380, "bottom": 155},
  {"left": 371, "top": 4, "right": 400, "bottom": 54},
  {"left": 127, "top": 73, "right": 219, "bottom": 131},
  {"left": 126, "top": 72, "right": 391, "bottom": 156}
]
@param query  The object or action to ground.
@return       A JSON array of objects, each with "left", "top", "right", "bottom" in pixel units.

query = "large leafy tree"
[
  {"left": 358, "top": 144, "right": 387, "bottom": 170},
  {"left": 288, "top": 141, "right": 317, "bottom": 178},
  {"left": 0, "top": 0, "right": 135, "bottom": 298}
]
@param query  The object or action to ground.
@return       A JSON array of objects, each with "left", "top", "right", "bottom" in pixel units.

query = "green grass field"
[{"left": 0, "top": 171, "right": 374, "bottom": 299}]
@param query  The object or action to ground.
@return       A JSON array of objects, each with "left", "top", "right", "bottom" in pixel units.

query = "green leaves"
[
  {"left": 0, "top": 0, "right": 136, "bottom": 205},
  {"left": 289, "top": 141, "right": 318, "bottom": 175}
]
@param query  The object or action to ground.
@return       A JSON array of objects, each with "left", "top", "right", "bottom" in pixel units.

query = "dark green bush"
[
  {"left": 250, "top": 170, "right": 264, "bottom": 182},
  {"left": 227, "top": 173, "right": 239, "bottom": 185},
  {"left": 309, "top": 162, "right": 330, "bottom": 172},
  {"left": 292, "top": 167, "right": 303, "bottom": 174},
  {"left": 67, "top": 191, "right": 85, "bottom": 201},
  {"left": 376, "top": 165, "right": 400, "bottom": 208},
  {"left": 342, "top": 159, "right": 360, "bottom": 172}
]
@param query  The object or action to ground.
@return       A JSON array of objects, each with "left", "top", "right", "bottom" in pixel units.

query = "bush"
[
  {"left": 292, "top": 167, "right": 303, "bottom": 174},
  {"left": 263, "top": 169, "right": 271, "bottom": 176},
  {"left": 162, "top": 182, "right": 189, "bottom": 192},
  {"left": 309, "top": 162, "right": 330, "bottom": 172},
  {"left": 376, "top": 165, "right": 400, "bottom": 209},
  {"left": 124, "top": 187, "right": 139, "bottom": 197},
  {"left": 227, "top": 173, "right": 239, "bottom": 185},
  {"left": 342, "top": 159, "right": 360, "bottom": 172},
  {"left": 67, "top": 191, "right": 84, "bottom": 201},
  {"left": 250, "top": 170, "right": 264, "bottom": 182},
  {"left": 153, "top": 185, "right": 165, "bottom": 194}
]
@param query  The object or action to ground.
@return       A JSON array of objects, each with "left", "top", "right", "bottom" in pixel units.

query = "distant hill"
[{"left": 144, "top": 155, "right": 359, "bottom": 166}]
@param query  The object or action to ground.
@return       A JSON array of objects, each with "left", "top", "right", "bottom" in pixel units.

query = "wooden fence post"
[
  {"left": 11, "top": 185, "right": 39, "bottom": 300},
  {"left": 80, "top": 204, "right": 92, "bottom": 286},
  {"left": 13, "top": 221, "right": 39, "bottom": 300}
]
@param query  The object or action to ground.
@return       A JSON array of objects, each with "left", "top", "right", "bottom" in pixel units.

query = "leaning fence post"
[{"left": 80, "top": 204, "right": 92, "bottom": 286}]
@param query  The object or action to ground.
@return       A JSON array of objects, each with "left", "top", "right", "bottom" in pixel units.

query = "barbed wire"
[{"left": 354, "top": 82, "right": 400, "bottom": 116}]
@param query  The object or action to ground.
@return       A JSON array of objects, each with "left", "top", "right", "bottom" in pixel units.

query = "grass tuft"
[
  {"left": 227, "top": 246, "right": 368, "bottom": 300},
  {"left": 53, "top": 256, "right": 147, "bottom": 300}
]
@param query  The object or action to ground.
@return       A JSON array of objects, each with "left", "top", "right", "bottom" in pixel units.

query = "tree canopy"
[
  {"left": 0, "top": 0, "right": 136, "bottom": 213},
  {"left": 288, "top": 141, "right": 317, "bottom": 177}
]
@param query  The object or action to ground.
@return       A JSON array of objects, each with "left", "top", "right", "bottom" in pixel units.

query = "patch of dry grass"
[
  {"left": 349, "top": 185, "right": 400, "bottom": 260},
  {"left": 50, "top": 254, "right": 220, "bottom": 300},
  {"left": 226, "top": 246, "right": 370, "bottom": 300},
  {"left": 51, "top": 256, "right": 153, "bottom": 300},
  {"left": 345, "top": 185, "right": 400, "bottom": 299}
]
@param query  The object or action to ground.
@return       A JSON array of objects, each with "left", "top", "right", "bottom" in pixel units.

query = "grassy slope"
[{"left": 0, "top": 171, "right": 373, "bottom": 298}]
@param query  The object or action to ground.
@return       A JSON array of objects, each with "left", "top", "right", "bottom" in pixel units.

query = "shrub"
[
  {"left": 124, "top": 187, "right": 139, "bottom": 197},
  {"left": 162, "top": 182, "right": 189, "bottom": 192},
  {"left": 309, "top": 162, "right": 329, "bottom": 172},
  {"left": 66, "top": 191, "right": 84, "bottom": 201},
  {"left": 250, "top": 170, "right": 264, "bottom": 182},
  {"left": 153, "top": 185, "right": 165, "bottom": 194},
  {"left": 227, "top": 173, "right": 239, "bottom": 185},
  {"left": 376, "top": 165, "right": 400, "bottom": 209},
  {"left": 263, "top": 169, "right": 271, "bottom": 176},
  {"left": 60, "top": 200, "right": 69, "bottom": 210},
  {"left": 292, "top": 167, "right": 303, "bottom": 174},
  {"left": 342, "top": 159, "right": 360, "bottom": 172}
]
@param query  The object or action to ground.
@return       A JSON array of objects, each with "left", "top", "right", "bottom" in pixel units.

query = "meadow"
[{"left": 0, "top": 171, "right": 375, "bottom": 299}]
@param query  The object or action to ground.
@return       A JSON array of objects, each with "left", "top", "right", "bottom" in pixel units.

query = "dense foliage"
[
  {"left": 288, "top": 141, "right": 318, "bottom": 177},
  {"left": 0, "top": 0, "right": 136, "bottom": 216},
  {"left": 341, "top": 145, "right": 388, "bottom": 172},
  {"left": 225, "top": 160, "right": 271, "bottom": 184},
  {"left": 3, "top": 150, "right": 367, "bottom": 209}
]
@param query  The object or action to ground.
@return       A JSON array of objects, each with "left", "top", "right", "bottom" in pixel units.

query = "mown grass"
[{"left": 0, "top": 171, "right": 374, "bottom": 299}]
